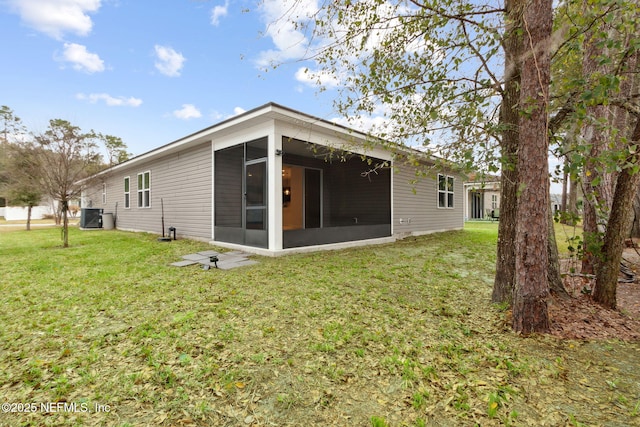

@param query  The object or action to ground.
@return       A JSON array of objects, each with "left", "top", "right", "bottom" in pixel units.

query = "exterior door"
[
  {"left": 471, "top": 191, "right": 483, "bottom": 219},
  {"left": 244, "top": 159, "right": 268, "bottom": 247}
]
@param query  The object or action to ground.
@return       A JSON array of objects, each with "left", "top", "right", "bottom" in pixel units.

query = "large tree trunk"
[
  {"left": 492, "top": 0, "right": 522, "bottom": 305},
  {"left": 512, "top": 0, "right": 552, "bottom": 334},
  {"left": 632, "top": 192, "right": 640, "bottom": 238},
  {"left": 580, "top": 14, "right": 615, "bottom": 275},
  {"left": 593, "top": 51, "right": 640, "bottom": 308},
  {"left": 593, "top": 158, "right": 640, "bottom": 308}
]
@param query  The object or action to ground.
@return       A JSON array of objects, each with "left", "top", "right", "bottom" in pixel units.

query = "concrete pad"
[
  {"left": 217, "top": 259, "right": 258, "bottom": 270},
  {"left": 173, "top": 250, "right": 257, "bottom": 270},
  {"left": 217, "top": 254, "right": 246, "bottom": 262},
  {"left": 182, "top": 253, "right": 210, "bottom": 261},
  {"left": 171, "top": 260, "right": 199, "bottom": 267},
  {"left": 197, "top": 250, "right": 220, "bottom": 257}
]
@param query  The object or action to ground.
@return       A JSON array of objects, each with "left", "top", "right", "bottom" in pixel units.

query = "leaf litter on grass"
[{"left": 0, "top": 225, "right": 639, "bottom": 426}]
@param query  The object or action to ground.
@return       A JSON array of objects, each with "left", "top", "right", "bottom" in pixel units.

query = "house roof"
[
  {"left": 93, "top": 102, "right": 375, "bottom": 176},
  {"left": 90, "top": 102, "right": 455, "bottom": 178}
]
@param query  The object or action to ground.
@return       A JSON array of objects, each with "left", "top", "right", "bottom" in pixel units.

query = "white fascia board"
[
  {"left": 275, "top": 120, "right": 393, "bottom": 161},
  {"left": 91, "top": 104, "right": 280, "bottom": 178}
]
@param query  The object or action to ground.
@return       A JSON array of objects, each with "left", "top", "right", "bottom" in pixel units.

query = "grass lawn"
[{"left": 1, "top": 223, "right": 638, "bottom": 426}]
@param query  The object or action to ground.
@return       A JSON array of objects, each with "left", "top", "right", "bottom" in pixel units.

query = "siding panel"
[
  {"left": 393, "top": 164, "right": 464, "bottom": 235},
  {"left": 89, "top": 142, "right": 213, "bottom": 240}
]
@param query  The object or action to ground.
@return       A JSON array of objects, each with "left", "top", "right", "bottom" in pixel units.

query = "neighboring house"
[
  {"left": 463, "top": 176, "right": 501, "bottom": 220},
  {"left": 464, "top": 175, "right": 565, "bottom": 221},
  {"left": 82, "top": 103, "right": 464, "bottom": 256},
  {"left": 550, "top": 194, "right": 562, "bottom": 214}
]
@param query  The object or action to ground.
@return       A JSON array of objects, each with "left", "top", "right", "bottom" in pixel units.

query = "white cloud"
[
  {"left": 255, "top": 0, "right": 320, "bottom": 68},
  {"left": 209, "top": 107, "right": 245, "bottom": 122},
  {"left": 60, "top": 42, "right": 104, "bottom": 73},
  {"left": 76, "top": 93, "right": 143, "bottom": 107},
  {"left": 154, "top": 45, "right": 185, "bottom": 77},
  {"left": 173, "top": 104, "right": 202, "bottom": 120},
  {"left": 210, "top": 0, "right": 229, "bottom": 26},
  {"left": 331, "top": 114, "right": 390, "bottom": 135},
  {"left": 7, "top": 0, "right": 101, "bottom": 40},
  {"left": 295, "top": 67, "right": 340, "bottom": 89}
]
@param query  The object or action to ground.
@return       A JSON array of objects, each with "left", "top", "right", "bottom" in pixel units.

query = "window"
[
  {"left": 438, "top": 174, "right": 454, "bottom": 208},
  {"left": 124, "top": 176, "right": 130, "bottom": 209},
  {"left": 137, "top": 171, "right": 150, "bottom": 208},
  {"left": 102, "top": 183, "right": 107, "bottom": 204},
  {"left": 491, "top": 194, "right": 498, "bottom": 210}
]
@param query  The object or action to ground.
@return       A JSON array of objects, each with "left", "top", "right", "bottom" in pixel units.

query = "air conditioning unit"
[{"left": 80, "top": 208, "right": 103, "bottom": 229}]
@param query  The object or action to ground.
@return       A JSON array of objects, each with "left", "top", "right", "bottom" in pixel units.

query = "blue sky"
[
  {"left": 0, "top": 0, "right": 341, "bottom": 156},
  {"left": 0, "top": 0, "right": 565, "bottom": 192}
]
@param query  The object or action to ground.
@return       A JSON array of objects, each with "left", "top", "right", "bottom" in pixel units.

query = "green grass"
[{"left": 0, "top": 223, "right": 638, "bottom": 426}]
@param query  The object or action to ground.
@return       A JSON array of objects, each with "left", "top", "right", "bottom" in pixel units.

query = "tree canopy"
[
  {"left": 1, "top": 107, "right": 128, "bottom": 246},
  {"left": 274, "top": 0, "right": 640, "bottom": 332}
]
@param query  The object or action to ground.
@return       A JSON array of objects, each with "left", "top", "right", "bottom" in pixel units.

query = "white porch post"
[
  {"left": 268, "top": 123, "right": 283, "bottom": 251},
  {"left": 211, "top": 139, "right": 215, "bottom": 240}
]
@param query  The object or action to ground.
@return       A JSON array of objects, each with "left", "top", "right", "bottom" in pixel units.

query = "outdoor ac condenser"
[{"left": 80, "top": 208, "right": 103, "bottom": 229}]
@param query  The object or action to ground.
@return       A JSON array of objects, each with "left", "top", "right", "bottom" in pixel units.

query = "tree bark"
[
  {"left": 26, "top": 205, "right": 32, "bottom": 231},
  {"left": 62, "top": 200, "right": 69, "bottom": 248},
  {"left": 548, "top": 204, "right": 569, "bottom": 298},
  {"left": 593, "top": 51, "right": 640, "bottom": 308},
  {"left": 580, "top": 13, "right": 615, "bottom": 275},
  {"left": 593, "top": 160, "right": 640, "bottom": 308},
  {"left": 568, "top": 173, "right": 579, "bottom": 226},
  {"left": 512, "top": 0, "right": 552, "bottom": 334},
  {"left": 561, "top": 165, "right": 568, "bottom": 216},
  {"left": 492, "top": 0, "right": 522, "bottom": 305}
]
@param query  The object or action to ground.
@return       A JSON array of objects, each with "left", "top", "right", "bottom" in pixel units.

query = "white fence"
[{"left": 2, "top": 205, "right": 53, "bottom": 221}]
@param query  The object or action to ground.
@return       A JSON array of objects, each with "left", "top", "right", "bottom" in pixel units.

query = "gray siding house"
[{"left": 83, "top": 103, "right": 464, "bottom": 255}]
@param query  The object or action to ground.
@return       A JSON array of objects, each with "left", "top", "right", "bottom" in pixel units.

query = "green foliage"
[
  {"left": 285, "top": 0, "right": 505, "bottom": 173},
  {"left": 552, "top": 0, "right": 640, "bottom": 178},
  {"left": 1, "top": 106, "right": 130, "bottom": 245},
  {"left": 370, "top": 416, "right": 389, "bottom": 427},
  {"left": 97, "top": 133, "right": 130, "bottom": 165}
]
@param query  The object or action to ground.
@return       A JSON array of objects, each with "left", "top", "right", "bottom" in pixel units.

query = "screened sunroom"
[{"left": 213, "top": 136, "right": 392, "bottom": 251}]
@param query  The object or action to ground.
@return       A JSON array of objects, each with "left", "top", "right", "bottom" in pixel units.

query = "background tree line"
[{"left": 0, "top": 106, "right": 129, "bottom": 246}]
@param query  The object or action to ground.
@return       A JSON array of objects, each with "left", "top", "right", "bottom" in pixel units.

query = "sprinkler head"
[{"left": 210, "top": 255, "right": 219, "bottom": 268}]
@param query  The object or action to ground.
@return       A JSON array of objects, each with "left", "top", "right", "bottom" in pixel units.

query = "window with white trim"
[
  {"left": 491, "top": 194, "right": 498, "bottom": 210},
  {"left": 137, "top": 171, "right": 150, "bottom": 208},
  {"left": 124, "top": 176, "right": 130, "bottom": 209},
  {"left": 438, "top": 174, "right": 454, "bottom": 208},
  {"left": 102, "top": 183, "right": 107, "bottom": 204}
]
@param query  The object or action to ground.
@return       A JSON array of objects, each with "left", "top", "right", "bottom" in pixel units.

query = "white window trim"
[
  {"left": 124, "top": 176, "right": 130, "bottom": 209},
  {"left": 102, "top": 183, "right": 107, "bottom": 204},
  {"left": 437, "top": 174, "right": 455, "bottom": 209},
  {"left": 137, "top": 171, "right": 151, "bottom": 208}
]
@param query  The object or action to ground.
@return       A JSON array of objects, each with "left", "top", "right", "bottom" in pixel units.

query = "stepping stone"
[
  {"left": 171, "top": 260, "right": 199, "bottom": 267},
  {"left": 182, "top": 253, "right": 210, "bottom": 261},
  {"left": 173, "top": 250, "right": 257, "bottom": 270},
  {"left": 217, "top": 259, "right": 258, "bottom": 270},
  {"left": 197, "top": 250, "right": 220, "bottom": 257}
]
